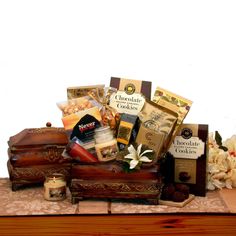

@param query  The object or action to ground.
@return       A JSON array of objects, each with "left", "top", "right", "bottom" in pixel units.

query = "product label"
[
  {"left": 99, "top": 143, "right": 118, "bottom": 160},
  {"left": 169, "top": 136, "right": 205, "bottom": 159},
  {"left": 109, "top": 91, "right": 145, "bottom": 115},
  {"left": 117, "top": 121, "right": 133, "bottom": 145},
  {"left": 166, "top": 123, "right": 208, "bottom": 196},
  {"left": 110, "top": 77, "right": 152, "bottom": 99},
  {"left": 49, "top": 186, "right": 66, "bottom": 200},
  {"left": 135, "top": 124, "right": 165, "bottom": 157},
  {"left": 119, "top": 79, "right": 142, "bottom": 94},
  {"left": 67, "top": 85, "right": 105, "bottom": 99},
  {"left": 70, "top": 114, "right": 101, "bottom": 142},
  {"left": 139, "top": 100, "right": 178, "bottom": 137}
]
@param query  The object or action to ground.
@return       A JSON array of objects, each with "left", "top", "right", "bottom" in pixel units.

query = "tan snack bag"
[{"left": 152, "top": 87, "right": 192, "bottom": 145}]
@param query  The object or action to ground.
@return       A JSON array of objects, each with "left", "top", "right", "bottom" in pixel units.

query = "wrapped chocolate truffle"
[{"left": 160, "top": 183, "right": 190, "bottom": 202}]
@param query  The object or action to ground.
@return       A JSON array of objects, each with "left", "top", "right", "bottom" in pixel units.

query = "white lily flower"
[{"left": 124, "top": 144, "right": 153, "bottom": 169}]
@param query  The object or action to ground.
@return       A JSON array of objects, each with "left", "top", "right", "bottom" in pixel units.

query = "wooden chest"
[
  {"left": 7, "top": 123, "right": 71, "bottom": 191},
  {"left": 70, "top": 162, "right": 163, "bottom": 204}
]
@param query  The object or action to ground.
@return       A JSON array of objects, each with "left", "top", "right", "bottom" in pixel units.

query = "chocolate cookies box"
[{"left": 164, "top": 124, "right": 208, "bottom": 196}]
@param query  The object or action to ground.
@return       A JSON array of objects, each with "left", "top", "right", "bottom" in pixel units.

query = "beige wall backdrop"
[{"left": 0, "top": 0, "right": 236, "bottom": 176}]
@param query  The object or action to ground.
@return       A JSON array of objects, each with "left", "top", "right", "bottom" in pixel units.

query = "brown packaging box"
[
  {"left": 164, "top": 124, "right": 208, "bottom": 196},
  {"left": 116, "top": 114, "right": 139, "bottom": 147},
  {"left": 110, "top": 77, "right": 152, "bottom": 100}
]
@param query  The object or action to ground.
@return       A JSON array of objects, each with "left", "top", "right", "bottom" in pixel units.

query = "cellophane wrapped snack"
[
  {"left": 88, "top": 87, "right": 120, "bottom": 133},
  {"left": 57, "top": 96, "right": 102, "bottom": 142}
]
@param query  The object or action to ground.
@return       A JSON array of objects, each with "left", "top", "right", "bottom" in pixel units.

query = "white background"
[{"left": 0, "top": 0, "right": 236, "bottom": 177}]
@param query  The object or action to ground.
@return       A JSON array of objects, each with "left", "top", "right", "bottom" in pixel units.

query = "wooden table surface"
[
  {"left": 0, "top": 178, "right": 236, "bottom": 235},
  {"left": 1, "top": 213, "right": 236, "bottom": 236}
]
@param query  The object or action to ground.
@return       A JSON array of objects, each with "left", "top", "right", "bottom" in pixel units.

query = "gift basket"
[
  {"left": 57, "top": 77, "right": 193, "bottom": 204},
  {"left": 7, "top": 76, "right": 200, "bottom": 205}
]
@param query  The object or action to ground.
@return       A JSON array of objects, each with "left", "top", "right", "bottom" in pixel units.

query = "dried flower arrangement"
[{"left": 208, "top": 131, "right": 236, "bottom": 190}]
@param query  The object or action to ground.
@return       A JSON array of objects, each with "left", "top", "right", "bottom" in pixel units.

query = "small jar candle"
[
  {"left": 94, "top": 126, "right": 119, "bottom": 162},
  {"left": 44, "top": 173, "right": 66, "bottom": 201}
]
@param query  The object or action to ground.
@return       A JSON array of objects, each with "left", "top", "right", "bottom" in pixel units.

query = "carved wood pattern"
[
  {"left": 8, "top": 162, "right": 71, "bottom": 180},
  {"left": 27, "top": 128, "right": 65, "bottom": 133},
  {"left": 71, "top": 180, "right": 162, "bottom": 194},
  {"left": 43, "top": 147, "right": 65, "bottom": 163}
]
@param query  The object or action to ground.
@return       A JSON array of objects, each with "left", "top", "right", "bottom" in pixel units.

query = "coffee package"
[
  {"left": 136, "top": 124, "right": 165, "bottom": 158},
  {"left": 116, "top": 113, "right": 139, "bottom": 150},
  {"left": 164, "top": 124, "right": 208, "bottom": 196},
  {"left": 152, "top": 87, "right": 192, "bottom": 147},
  {"left": 138, "top": 100, "right": 178, "bottom": 151}
]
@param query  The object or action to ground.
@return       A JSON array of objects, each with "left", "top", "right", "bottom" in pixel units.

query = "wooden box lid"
[{"left": 8, "top": 123, "right": 69, "bottom": 151}]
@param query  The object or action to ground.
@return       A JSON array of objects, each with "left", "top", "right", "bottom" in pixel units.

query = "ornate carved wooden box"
[
  {"left": 7, "top": 123, "right": 71, "bottom": 191},
  {"left": 70, "top": 162, "right": 163, "bottom": 204}
]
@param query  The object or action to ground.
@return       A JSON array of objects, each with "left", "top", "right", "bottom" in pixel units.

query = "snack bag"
[
  {"left": 67, "top": 85, "right": 105, "bottom": 99},
  {"left": 88, "top": 87, "right": 119, "bottom": 132},
  {"left": 152, "top": 87, "right": 192, "bottom": 146},
  {"left": 57, "top": 96, "right": 102, "bottom": 142},
  {"left": 138, "top": 100, "right": 178, "bottom": 152}
]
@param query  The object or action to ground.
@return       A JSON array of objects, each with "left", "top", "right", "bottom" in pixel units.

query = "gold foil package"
[
  {"left": 152, "top": 87, "right": 192, "bottom": 145},
  {"left": 67, "top": 85, "right": 105, "bottom": 99},
  {"left": 136, "top": 124, "right": 166, "bottom": 158},
  {"left": 138, "top": 100, "right": 178, "bottom": 150}
]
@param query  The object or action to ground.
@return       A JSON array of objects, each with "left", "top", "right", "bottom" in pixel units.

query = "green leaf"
[
  {"left": 122, "top": 162, "right": 136, "bottom": 173},
  {"left": 215, "top": 131, "right": 228, "bottom": 151},
  {"left": 215, "top": 131, "right": 223, "bottom": 146},
  {"left": 219, "top": 145, "right": 228, "bottom": 152}
]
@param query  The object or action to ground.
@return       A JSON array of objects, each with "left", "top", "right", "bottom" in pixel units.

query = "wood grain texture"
[
  {"left": 219, "top": 188, "right": 236, "bottom": 213},
  {"left": 0, "top": 214, "right": 236, "bottom": 236},
  {"left": 7, "top": 126, "right": 70, "bottom": 191}
]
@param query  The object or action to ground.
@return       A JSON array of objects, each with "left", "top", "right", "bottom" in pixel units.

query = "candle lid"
[{"left": 45, "top": 173, "right": 65, "bottom": 181}]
